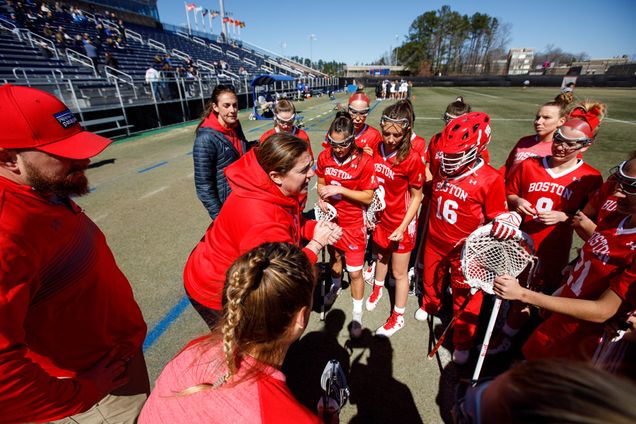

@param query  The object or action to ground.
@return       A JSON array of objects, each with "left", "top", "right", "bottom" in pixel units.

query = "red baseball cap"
[{"left": 0, "top": 84, "right": 113, "bottom": 159}]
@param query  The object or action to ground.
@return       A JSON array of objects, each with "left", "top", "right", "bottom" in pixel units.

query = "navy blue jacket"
[{"left": 193, "top": 124, "right": 250, "bottom": 219}]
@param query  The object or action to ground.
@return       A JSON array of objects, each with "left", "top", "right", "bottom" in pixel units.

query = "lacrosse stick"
[
  {"left": 364, "top": 186, "right": 386, "bottom": 230},
  {"left": 592, "top": 313, "right": 634, "bottom": 374},
  {"left": 319, "top": 359, "right": 350, "bottom": 419},
  {"left": 428, "top": 289, "right": 476, "bottom": 359},
  {"left": 314, "top": 203, "right": 337, "bottom": 321},
  {"left": 461, "top": 224, "right": 536, "bottom": 385}
]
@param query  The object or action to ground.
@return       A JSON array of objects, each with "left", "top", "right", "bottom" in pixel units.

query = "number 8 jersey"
[{"left": 427, "top": 159, "right": 507, "bottom": 251}]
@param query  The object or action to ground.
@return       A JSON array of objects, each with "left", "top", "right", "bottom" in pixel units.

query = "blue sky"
[{"left": 156, "top": 0, "right": 636, "bottom": 64}]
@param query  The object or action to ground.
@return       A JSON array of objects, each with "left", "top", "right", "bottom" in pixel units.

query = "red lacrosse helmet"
[{"left": 440, "top": 112, "right": 491, "bottom": 176}]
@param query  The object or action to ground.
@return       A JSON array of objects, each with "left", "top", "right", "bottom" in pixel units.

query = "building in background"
[
  {"left": 345, "top": 65, "right": 406, "bottom": 78},
  {"left": 507, "top": 48, "right": 534, "bottom": 75}
]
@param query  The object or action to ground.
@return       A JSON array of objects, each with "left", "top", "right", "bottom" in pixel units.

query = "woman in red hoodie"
[
  {"left": 185, "top": 132, "right": 342, "bottom": 328},
  {"left": 193, "top": 85, "right": 250, "bottom": 220}
]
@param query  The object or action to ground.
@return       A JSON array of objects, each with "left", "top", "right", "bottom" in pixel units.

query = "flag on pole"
[
  {"left": 202, "top": 8, "right": 208, "bottom": 17},
  {"left": 184, "top": 2, "right": 194, "bottom": 33},
  {"left": 186, "top": 3, "right": 195, "bottom": 12}
]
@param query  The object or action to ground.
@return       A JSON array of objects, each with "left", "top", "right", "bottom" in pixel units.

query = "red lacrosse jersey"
[
  {"left": 315, "top": 149, "right": 378, "bottom": 229},
  {"left": 411, "top": 133, "right": 427, "bottom": 158},
  {"left": 501, "top": 135, "right": 552, "bottom": 177},
  {"left": 506, "top": 157, "right": 603, "bottom": 285},
  {"left": 372, "top": 143, "right": 425, "bottom": 231},
  {"left": 260, "top": 127, "right": 313, "bottom": 158},
  {"left": 524, "top": 212, "right": 636, "bottom": 361},
  {"left": 355, "top": 124, "right": 383, "bottom": 152},
  {"left": 427, "top": 159, "right": 507, "bottom": 252},
  {"left": 587, "top": 179, "right": 619, "bottom": 222}
]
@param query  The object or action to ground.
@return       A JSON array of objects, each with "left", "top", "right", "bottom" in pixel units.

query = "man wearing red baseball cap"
[{"left": 0, "top": 85, "right": 149, "bottom": 423}]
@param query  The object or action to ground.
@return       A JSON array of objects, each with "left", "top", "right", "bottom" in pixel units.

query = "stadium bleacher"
[{"left": 0, "top": 0, "right": 335, "bottom": 135}]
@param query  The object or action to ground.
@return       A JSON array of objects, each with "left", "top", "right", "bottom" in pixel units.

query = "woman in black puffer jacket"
[{"left": 193, "top": 85, "right": 251, "bottom": 220}]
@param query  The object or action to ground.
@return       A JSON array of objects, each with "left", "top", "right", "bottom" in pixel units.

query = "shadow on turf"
[{"left": 283, "top": 309, "right": 423, "bottom": 424}]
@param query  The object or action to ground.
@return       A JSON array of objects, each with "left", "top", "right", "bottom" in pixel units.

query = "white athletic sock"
[
  {"left": 331, "top": 277, "right": 341, "bottom": 289},
  {"left": 374, "top": 280, "right": 385, "bottom": 287},
  {"left": 352, "top": 298, "right": 363, "bottom": 314},
  {"left": 393, "top": 305, "right": 406, "bottom": 315}
]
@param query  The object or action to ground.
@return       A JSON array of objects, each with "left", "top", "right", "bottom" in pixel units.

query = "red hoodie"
[
  {"left": 184, "top": 150, "right": 318, "bottom": 311},
  {"left": 201, "top": 113, "right": 244, "bottom": 156}
]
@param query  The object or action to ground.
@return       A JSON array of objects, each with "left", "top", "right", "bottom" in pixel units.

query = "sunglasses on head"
[
  {"left": 553, "top": 127, "right": 592, "bottom": 149},
  {"left": 327, "top": 134, "right": 354, "bottom": 148},
  {"left": 610, "top": 161, "right": 636, "bottom": 195},
  {"left": 348, "top": 106, "right": 370, "bottom": 116},
  {"left": 381, "top": 115, "right": 410, "bottom": 129},
  {"left": 275, "top": 114, "right": 296, "bottom": 125}
]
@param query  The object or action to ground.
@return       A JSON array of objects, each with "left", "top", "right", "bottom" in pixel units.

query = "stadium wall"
[{"left": 350, "top": 75, "right": 636, "bottom": 88}]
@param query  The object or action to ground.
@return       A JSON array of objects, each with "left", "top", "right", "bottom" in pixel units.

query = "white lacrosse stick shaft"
[{"left": 471, "top": 296, "right": 503, "bottom": 385}]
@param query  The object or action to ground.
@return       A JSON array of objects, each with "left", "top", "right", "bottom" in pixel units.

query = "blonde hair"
[
  {"left": 274, "top": 99, "right": 296, "bottom": 115},
  {"left": 181, "top": 242, "right": 315, "bottom": 394}
]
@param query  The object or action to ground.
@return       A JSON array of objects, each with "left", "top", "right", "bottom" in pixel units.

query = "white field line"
[
  {"left": 92, "top": 213, "right": 109, "bottom": 223},
  {"left": 606, "top": 117, "right": 636, "bottom": 125},
  {"left": 140, "top": 186, "right": 168, "bottom": 199}
]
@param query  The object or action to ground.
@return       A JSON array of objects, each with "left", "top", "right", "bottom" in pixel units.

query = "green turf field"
[{"left": 80, "top": 86, "right": 635, "bottom": 424}]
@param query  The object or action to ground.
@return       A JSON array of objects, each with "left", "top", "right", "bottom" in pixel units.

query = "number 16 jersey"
[{"left": 427, "top": 159, "right": 507, "bottom": 252}]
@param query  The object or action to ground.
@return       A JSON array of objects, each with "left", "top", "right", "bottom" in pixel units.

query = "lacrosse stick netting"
[
  {"left": 461, "top": 224, "right": 537, "bottom": 295},
  {"left": 314, "top": 202, "right": 337, "bottom": 222},
  {"left": 364, "top": 186, "right": 386, "bottom": 229},
  {"left": 462, "top": 224, "right": 537, "bottom": 385}
]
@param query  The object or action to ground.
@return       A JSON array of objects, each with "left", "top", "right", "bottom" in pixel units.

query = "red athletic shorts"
[
  {"left": 332, "top": 225, "right": 367, "bottom": 271},
  {"left": 372, "top": 221, "right": 416, "bottom": 253}
]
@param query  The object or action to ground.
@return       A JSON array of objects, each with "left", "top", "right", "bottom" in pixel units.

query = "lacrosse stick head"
[
  {"left": 320, "top": 359, "right": 350, "bottom": 409},
  {"left": 364, "top": 186, "right": 386, "bottom": 228},
  {"left": 314, "top": 202, "right": 337, "bottom": 222},
  {"left": 461, "top": 224, "right": 536, "bottom": 295}
]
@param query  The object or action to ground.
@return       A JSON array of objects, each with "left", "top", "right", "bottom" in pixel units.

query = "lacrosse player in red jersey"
[
  {"left": 418, "top": 112, "right": 516, "bottom": 364},
  {"left": 260, "top": 99, "right": 313, "bottom": 158},
  {"left": 348, "top": 92, "right": 382, "bottom": 156},
  {"left": 490, "top": 102, "right": 606, "bottom": 352},
  {"left": 365, "top": 101, "right": 425, "bottom": 337},
  {"left": 500, "top": 101, "right": 570, "bottom": 178},
  {"left": 316, "top": 111, "right": 378, "bottom": 337},
  {"left": 494, "top": 156, "right": 636, "bottom": 362}
]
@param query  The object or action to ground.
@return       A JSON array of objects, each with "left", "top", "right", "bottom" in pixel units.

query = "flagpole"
[
  {"left": 209, "top": 13, "right": 213, "bottom": 34},
  {"left": 193, "top": 9, "right": 198, "bottom": 32},
  {"left": 184, "top": 2, "right": 191, "bottom": 34},
  {"left": 219, "top": 0, "right": 227, "bottom": 39}
]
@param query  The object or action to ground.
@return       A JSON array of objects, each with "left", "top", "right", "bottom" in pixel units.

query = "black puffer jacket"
[{"left": 193, "top": 124, "right": 250, "bottom": 219}]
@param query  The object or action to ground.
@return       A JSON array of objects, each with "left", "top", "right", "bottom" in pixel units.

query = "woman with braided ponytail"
[{"left": 141, "top": 242, "right": 326, "bottom": 423}]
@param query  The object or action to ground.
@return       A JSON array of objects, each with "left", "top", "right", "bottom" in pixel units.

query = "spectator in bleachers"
[
  {"left": 39, "top": 1, "right": 52, "bottom": 19},
  {"left": 84, "top": 40, "right": 99, "bottom": 75},
  {"left": 42, "top": 22, "right": 53, "bottom": 38},
  {"left": 116, "top": 19, "right": 126, "bottom": 41},
  {"left": 163, "top": 54, "right": 173, "bottom": 68},
  {"left": 104, "top": 52, "right": 119, "bottom": 71},
  {"left": 238, "top": 66, "right": 248, "bottom": 77},
  {"left": 145, "top": 65, "right": 162, "bottom": 101},
  {"left": 153, "top": 54, "right": 163, "bottom": 66},
  {"left": 72, "top": 34, "right": 83, "bottom": 50},
  {"left": 114, "top": 36, "right": 126, "bottom": 51},
  {"left": 54, "top": 1, "right": 64, "bottom": 15}
]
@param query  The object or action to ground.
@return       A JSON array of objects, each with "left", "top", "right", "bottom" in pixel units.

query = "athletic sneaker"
[
  {"left": 365, "top": 285, "right": 383, "bottom": 311},
  {"left": 350, "top": 311, "right": 363, "bottom": 338},
  {"left": 452, "top": 349, "right": 470, "bottom": 365},
  {"left": 375, "top": 313, "right": 404, "bottom": 337},
  {"left": 324, "top": 286, "right": 341, "bottom": 307},
  {"left": 414, "top": 307, "right": 429, "bottom": 321}
]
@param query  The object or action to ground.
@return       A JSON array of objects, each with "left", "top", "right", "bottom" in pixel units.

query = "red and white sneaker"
[
  {"left": 376, "top": 313, "right": 404, "bottom": 337},
  {"left": 365, "top": 285, "right": 383, "bottom": 311}
]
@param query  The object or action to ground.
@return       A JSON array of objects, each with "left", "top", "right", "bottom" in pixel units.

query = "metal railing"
[
  {"left": 171, "top": 49, "right": 191, "bottom": 62},
  {"left": 196, "top": 59, "right": 218, "bottom": 74},
  {"left": 226, "top": 50, "right": 240, "bottom": 61},
  {"left": 66, "top": 48, "right": 97, "bottom": 76},
  {"left": 0, "top": 16, "right": 20, "bottom": 38},
  {"left": 208, "top": 42, "right": 223, "bottom": 53},
  {"left": 125, "top": 28, "right": 144, "bottom": 44},
  {"left": 147, "top": 38, "right": 166, "bottom": 53},
  {"left": 176, "top": 30, "right": 190, "bottom": 40},
  {"left": 6, "top": 75, "right": 339, "bottom": 137},
  {"left": 20, "top": 29, "right": 59, "bottom": 60},
  {"left": 192, "top": 36, "right": 208, "bottom": 47},
  {"left": 244, "top": 57, "right": 257, "bottom": 67}
]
